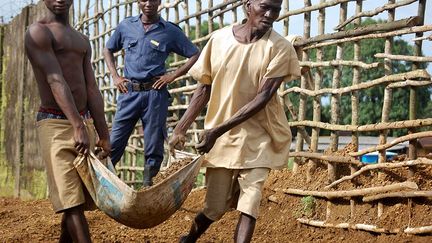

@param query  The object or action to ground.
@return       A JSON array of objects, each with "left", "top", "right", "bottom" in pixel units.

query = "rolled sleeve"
[
  {"left": 264, "top": 40, "right": 301, "bottom": 83},
  {"left": 171, "top": 29, "right": 199, "bottom": 58},
  {"left": 106, "top": 26, "right": 123, "bottom": 53}
]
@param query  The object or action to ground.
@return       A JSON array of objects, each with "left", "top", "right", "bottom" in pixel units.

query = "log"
[
  {"left": 289, "top": 151, "right": 362, "bottom": 165},
  {"left": 277, "top": 0, "right": 355, "bottom": 20},
  {"left": 210, "top": 2, "right": 243, "bottom": 20},
  {"left": 294, "top": 17, "right": 421, "bottom": 47},
  {"left": 412, "top": 34, "right": 432, "bottom": 41},
  {"left": 363, "top": 191, "right": 432, "bottom": 202},
  {"left": 387, "top": 80, "right": 432, "bottom": 89},
  {"left": 325, "top": 158, "right": 432, "bottom": 189},
  {"left": 297, "top": 218, "right": 400, "bottom": 234},
  {"left": 284, "top": 181, "right": 418, "bottom": 199},
  {"left": 176, "top": 0, "right": 238, "bottom": 24},
  {"left": 280, "top": 69, "right": 430, "bottom": 97},
  {"left": 303, "top": 25, "right": 432, "bottom": 50},
  {"left": 375, "top": 53, "right": 432, "bottom": 62},
  {"left": 350, "top": 131, "right": 432, "bottom": 156},
  {"left": 335, "top": 0, "right": 417, "bottom": 30},
  {"left": 288, "top": 118, "right": 432, "bottom": 132},
  {"left": 405, "top": 225, "right": 432, "bottom": 234},
  {"left": 300, "top": 60, "right": 380, "bottom": 69}
]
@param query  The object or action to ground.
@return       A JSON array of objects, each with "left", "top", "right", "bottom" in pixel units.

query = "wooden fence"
[{"left": 1, "top": 0, "right": 432, "bottom": 233}]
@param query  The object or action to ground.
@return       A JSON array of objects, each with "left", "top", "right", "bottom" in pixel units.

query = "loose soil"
[{"left": 2, "top": 151, "right": 432, "bottom": 242}]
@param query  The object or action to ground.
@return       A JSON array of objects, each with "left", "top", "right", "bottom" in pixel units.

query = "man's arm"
[
  {"left": 196, "top": 77, "right": 284, "bottom": 154},
  {"left": 25, "top": 24, "right": 90, "bottom": 154},
  {"left": 103, "top": 47, "right": 129, "bottom": 93},
  {"left": 83, "top": 37, "right": 111, "bottom": 158},
  {"left": 169, "top": 83, "right": 211, "bottom": 151},
  {"left": 152, "top": 51, "right": 200, "bottom": 90}
]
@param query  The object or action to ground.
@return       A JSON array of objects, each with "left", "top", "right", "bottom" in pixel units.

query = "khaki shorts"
[
  {"left": 37, "top": 119, "right": 96, "bottom": 213},
  {"left": 203, "top": 167, "right": 270, "bottom": 220}
]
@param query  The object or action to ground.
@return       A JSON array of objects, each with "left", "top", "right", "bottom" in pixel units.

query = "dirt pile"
[{"left": 2, "top": 164, "right": 432, "bottom": 242}]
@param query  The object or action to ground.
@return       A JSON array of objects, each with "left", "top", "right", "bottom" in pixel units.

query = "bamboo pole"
[
  {"left": 335, "top": 0, "right": 417, "bottom": 30},
  {"left": 325, "top": 158, "right": 432, "bottom": 189},
  {"left": 284, "top": 181, "right": 418, "bottom": 199}
]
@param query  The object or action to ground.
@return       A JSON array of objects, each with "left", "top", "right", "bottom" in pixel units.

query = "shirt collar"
[{"left": 129, "top": 14, "right": 166, "bottom": 28}]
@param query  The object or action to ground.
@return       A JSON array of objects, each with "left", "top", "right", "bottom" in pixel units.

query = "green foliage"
[
  {"left": 293, "top": 196, "right": 316, "bottom": 218},
  {"left": 292, "top": 18, "right": 431, "bottom": 136}
]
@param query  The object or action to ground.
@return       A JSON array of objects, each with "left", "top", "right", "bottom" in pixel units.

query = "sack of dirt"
[{"left": 73, "top": 151, "right": 203, "bottom": 229}]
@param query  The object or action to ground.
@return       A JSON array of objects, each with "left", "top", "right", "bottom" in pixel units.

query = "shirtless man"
[{"left": 25, "top": 0, "right": 110, "bottom": 242}]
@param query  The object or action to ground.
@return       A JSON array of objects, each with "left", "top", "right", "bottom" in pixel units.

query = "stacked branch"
[
  {"left": 284, "top": 181, "right": 418, "bottom": 199},
  {"left": 335, "top": 0, "right": 417, "bottom": 30},
  {"left": 280, "top": 69, "right": 430, "bottom": 97},
  {"left": 287, "top": 118, "right": 432, "bottom": 132},
  {"left": 325, "top": 158, "right": 432, "bottom": 189}
]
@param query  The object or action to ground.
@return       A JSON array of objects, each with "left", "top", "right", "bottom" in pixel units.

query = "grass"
[
  {"left": 287, "top": 157, "right": 295, "bottom": 170},
  {"left": 300, "top": 196, "right": 316, "bottom": 217}
]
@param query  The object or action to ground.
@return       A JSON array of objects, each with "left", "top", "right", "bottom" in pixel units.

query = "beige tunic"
[{"left": 188, "top": 25, "right": 300, "bottom": 169}]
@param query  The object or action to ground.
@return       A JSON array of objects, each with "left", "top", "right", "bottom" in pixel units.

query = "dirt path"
[{"left": 2, "top": 168, "right": 432, "bottom": 242}]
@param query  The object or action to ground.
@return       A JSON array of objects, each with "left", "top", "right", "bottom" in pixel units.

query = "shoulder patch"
[{"left": 168, "top": 21, "right": 183, "bottom": 30}]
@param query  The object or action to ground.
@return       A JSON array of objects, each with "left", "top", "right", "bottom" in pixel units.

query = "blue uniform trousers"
[{"left": 110, "top": 86, "right": 170, "bottom": 183}]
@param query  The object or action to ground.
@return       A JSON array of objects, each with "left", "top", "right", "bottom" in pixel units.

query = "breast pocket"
[
  {"left": 145, "top": 39, "right": 167, "bottom": 60},
  {"left": 124, "top": 39, "right": 140, "bottom": 61}
]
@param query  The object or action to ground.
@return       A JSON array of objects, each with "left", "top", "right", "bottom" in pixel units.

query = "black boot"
[
  {"left": 179, "top": 212, "right": 213, "bottom": 243},
  {"left": 143, "top": 165, "right": 153, "bottom": 187}
]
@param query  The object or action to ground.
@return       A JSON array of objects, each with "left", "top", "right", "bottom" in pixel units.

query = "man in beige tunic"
[{"left": 169, "top": 0, "right": 300, "bottom": 242}]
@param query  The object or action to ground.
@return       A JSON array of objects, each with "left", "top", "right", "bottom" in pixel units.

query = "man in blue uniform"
[{"left": 103, "top": 0, "right": 199, "bottom": 186}]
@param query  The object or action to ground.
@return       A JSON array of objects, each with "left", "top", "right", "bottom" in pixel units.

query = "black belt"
[{"left": 129, "top": 78, "right": 159, "bottom": 92}]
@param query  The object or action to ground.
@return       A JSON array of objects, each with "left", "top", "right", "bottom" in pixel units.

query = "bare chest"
[{"left": 49, "top": 27, "right": 87, "bottom": 56}]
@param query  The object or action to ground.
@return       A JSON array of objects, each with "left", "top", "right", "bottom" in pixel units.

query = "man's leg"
[
  {"left": 141, "top": 89, "right": 169, "bottom": 186},
  {"left": 179, "top": 212, "right": 214, "bottom": 243},
  {"left": 110, "top": 93, "right": 141, "bottom": 165},
  {"left": 234, "top": 168, "right": 270, "bottom": 243},
  {"left": 234, "top": 213, "right": 256, "bottom": 243},
  {"left": 179, "top": 168, "right": 236, "bottom": 242},
  {"left": 59, "top": 205, "right": 91, "bottom": 243}
]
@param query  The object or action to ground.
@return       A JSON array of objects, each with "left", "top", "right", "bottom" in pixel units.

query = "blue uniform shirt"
[{"left": 106, "top": 15, "right": 199, "bottom": 82}]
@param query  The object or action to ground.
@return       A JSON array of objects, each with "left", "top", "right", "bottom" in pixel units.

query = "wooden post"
[
  {"left": 308, "top": 0, "right": 325, "bottom": 182},
  {"left": 349, "top": 0, "right": 362, "bottom": 219},
  {"left": 329, "top": 2, "right": 347, "bottom": 183},
  {"left": 377, "top": 0, "right": 395, "bottom": 219},
  {"left": 294, "top": 0, "right": 311, "bottom": 174}
]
